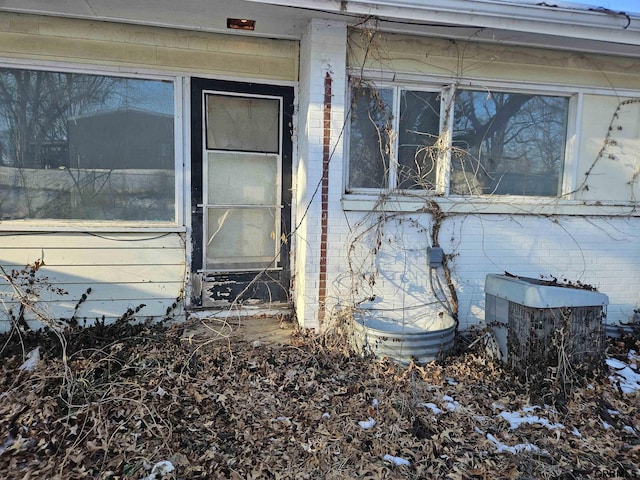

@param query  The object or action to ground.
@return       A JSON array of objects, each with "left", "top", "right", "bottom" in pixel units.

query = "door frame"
[{"left": 189, "top": 77, "right": 294, "bottom": 307}]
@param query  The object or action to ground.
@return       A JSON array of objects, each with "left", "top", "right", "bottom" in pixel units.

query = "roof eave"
[{"left": 248, "top": 0, "right": 640, "bottom": 47}]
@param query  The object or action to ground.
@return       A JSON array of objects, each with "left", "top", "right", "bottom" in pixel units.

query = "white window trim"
[
  {"left": 341, "top": 195, "right": 640, "bottom": 217},
  {"left": 565, "top": 92, "right": 583, "bottom": 201},
  {"left": 344, "top": 74, "right": 640, "bottom": 216},
  {"left": 438, "top": 84, "right": 455, "bottom": 196},
  {"left": 0, "top": 59, "right": 185, "bottom": 231}
]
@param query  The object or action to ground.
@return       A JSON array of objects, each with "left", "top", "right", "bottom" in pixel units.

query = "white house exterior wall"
[
  {"left": 0, "top": 12, "right": 299, "bottom": 330},
  {"left": 306, "top": 27, "right": 640, "bottom": 330},
  {"left": 0, "top": 7, "right": 638, "bottom": 332}
]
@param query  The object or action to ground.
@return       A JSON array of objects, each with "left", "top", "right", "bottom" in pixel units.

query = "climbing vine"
[{"left": 338, "top": 18, "right": 640, "bottom": 336}]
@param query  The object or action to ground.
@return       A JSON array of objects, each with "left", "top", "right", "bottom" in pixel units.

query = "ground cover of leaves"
[{"left": 1, "top": 317, "right": 639, "bottom": 480}]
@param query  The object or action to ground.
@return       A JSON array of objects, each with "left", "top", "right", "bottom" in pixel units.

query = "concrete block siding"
[{"left": 447, "top": 214, "right": 640, "bottom": 328}]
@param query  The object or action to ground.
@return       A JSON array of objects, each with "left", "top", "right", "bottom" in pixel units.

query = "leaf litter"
[{"left": 0, "top": 316, "right": 639, "bottom": 480}]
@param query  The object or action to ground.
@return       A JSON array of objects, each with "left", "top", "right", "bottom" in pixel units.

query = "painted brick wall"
[
  {"left": 297, "top": 24, "right": 640, "bottom": 331},
  {"left": 294, "top": 19, "right": 347, "bottom": 330},
  {"left": 322, "top": 209, "right": 640, "bottom": 330}
]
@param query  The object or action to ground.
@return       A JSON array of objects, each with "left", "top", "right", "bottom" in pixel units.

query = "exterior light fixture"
[{"left": 227, "top": 18, "right": 256, "bottom": 31}]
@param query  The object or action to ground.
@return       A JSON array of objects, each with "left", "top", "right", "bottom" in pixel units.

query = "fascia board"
[{"left": 248, "top": 0, "right": 640, "bottom": 46}]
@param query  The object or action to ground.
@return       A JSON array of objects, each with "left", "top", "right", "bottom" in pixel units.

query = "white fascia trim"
[
  {"left": 348, "top": 1, "right": 639, "bottom": 46},
  {"left": 249, "top": 0, "right": 640, "bottom": 46}
]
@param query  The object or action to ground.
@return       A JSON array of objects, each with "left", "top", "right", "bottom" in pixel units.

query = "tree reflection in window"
[
  {"left": 452, "top": 90, "right": 569, "bottom": 196},
  {"left": 397, "top": 90, "right": 440, "bottom": 190},
  {"left": 0, "top": 68, "right": 174, "bottom": 221},
  {"left": 348, "top": 84, "right": 393, "bottom": 189}
]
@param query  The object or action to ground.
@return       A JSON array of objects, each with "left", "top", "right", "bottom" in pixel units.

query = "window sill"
[
  {"left": 0, "top": 221, "right": 186, "bottom": 233},
  {"left": 341, "top": 194, "right": 640, "bottom": 217}
]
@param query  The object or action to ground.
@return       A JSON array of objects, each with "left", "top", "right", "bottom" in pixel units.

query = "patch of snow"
[
  {"left": 372, "top": 398, "right": 379, "bottom": 407},
  {"left": 445, "top": 401, "right": 461, "bottom": 412},
  {"left": 442, "top": 395, "right": 461, "bottom": 412},
  {"left": 446, "top": 377, "right": 458, "bottom": 385},
  {"left": 142, "top": 460, "right": 174, "bottom": 480},
  {"left": 602, "top": 420, "right": 612, "bottom": 430},
  {"left": 607, "top": 357, "right": 640, "bottom": 394},
  {"left": 322, "top": 412, "right": 330, "bottom": 419},
  {"left": 486, "top": 433, "right": 541, "bottom": 455},
  {"left": 608, "top": 357, "right": 629, "bottom": 369},
  {"left": 623, "top": 425, "right": 636, "bottom": 434},
  {"left": 359, "top": 417, "right": 376, "bottom": 429},
  {"left": 572, "top": 427, "right": 582, "bottom": 438},
  {"left": 491, "top": 402, "right": 506, "bottom": 411},
  {"left": 499, "top": 411, "right": 564, "bottom": 430},
  {"left": 383, "top": 454, "right": 410, "bottom": 466},
  {"left": 607, "top": 409, "right": 620, "bottom": 416},
  {"left": 19, "top": 347, "right": 40, "bottom": 372},
  {"left": 272, "top": 416, "right": 291, "bottom": 425},
  {"left": 420, "top": 402, "right": 443, "bottom": 415}
]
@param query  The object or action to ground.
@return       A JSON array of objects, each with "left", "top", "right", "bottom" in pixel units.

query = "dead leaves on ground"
[{"left": 0, "top": 322, "right": 639, "bottom": 479}]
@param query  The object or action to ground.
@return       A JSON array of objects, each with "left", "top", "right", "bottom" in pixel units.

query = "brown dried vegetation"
[{"left": 1, "top": 317, "right": 639, "bottom": 480}]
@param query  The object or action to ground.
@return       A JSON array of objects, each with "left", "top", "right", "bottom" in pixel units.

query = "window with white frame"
[
  {"left": 0, "top": 67, "right": 175, "bottom": 221},
  {"left": 347, "top": 80, "right": 570, "bottom": 197}
]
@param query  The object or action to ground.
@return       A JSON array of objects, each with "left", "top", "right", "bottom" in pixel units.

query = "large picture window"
[
  {"left": 0, "top": 67, "right": 175, "bottom": 221},
  {"left": 347, "top": 80, "right": 570, "bottom": 197},
  {"left": 452, "top": 90, "right": 568, "bottom": 196}
]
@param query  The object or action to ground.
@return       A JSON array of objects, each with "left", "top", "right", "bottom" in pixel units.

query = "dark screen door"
[{"left": 191, "top": 78, "right": 293, "bottom": 307}]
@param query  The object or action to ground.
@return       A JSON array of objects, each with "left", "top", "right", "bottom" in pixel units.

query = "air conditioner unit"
[{"left": 485, "top": 274, "right": 608, "bottom": 380}]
